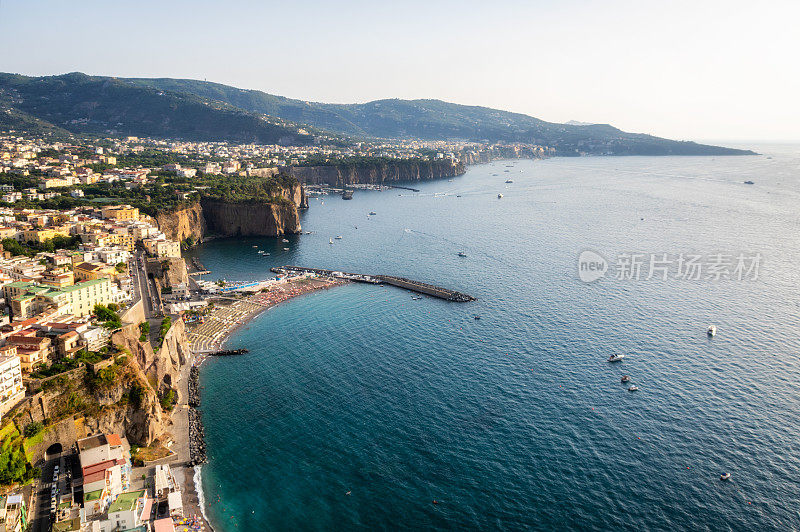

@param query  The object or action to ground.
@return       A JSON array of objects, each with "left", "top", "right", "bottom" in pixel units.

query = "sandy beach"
[{"left": 186, "top": 276, "right": 345, "bottom": 353}]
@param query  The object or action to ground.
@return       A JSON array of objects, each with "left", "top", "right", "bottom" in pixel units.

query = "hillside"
[
  {"left": 127, "top": 77, "right": 754, "bottom": 156},
  {"left": 0, "top": 73, "right": 314, "bottom": 145},
  {"left": 0, "top": 72, "right": 753, "bottom": 156}
]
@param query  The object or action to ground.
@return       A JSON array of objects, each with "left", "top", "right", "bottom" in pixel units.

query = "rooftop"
[{"left": 108, "top": 490, "right": 145, "bottom": 514}]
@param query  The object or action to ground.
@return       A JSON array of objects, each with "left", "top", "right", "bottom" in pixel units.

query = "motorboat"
[
  {"left": 707, "top": 325, "right": 717, "bottom": 337},
  {"left": 744, "top": 180, "right": 754, "bottom": 185},
  {"left": 335, "top": 235, "right": 343, "bottom": 240},
  {"left": 497, "top": 193, "right": 504, "bottom": 199},
  {"left": 608, "top": 354, "right": 625, "bottom": 362},
  {"left": 720, "top": 473, "right": 731, "bottom": 481},
  {"left": 505, "top": 179, "right": 513, "bottom": 183},
  {"left": 282, "top": 238, "right": 290, "bottom": 243},
  {"left": 474, "top": 315, "right": 481, "bottom": 320},
  {"left": 283, "top": 247, "right": 290, "bottom": 251},
  {"left": 621, "top": 375, "right": 631, "bottom": 383},
  {"left": 628, "top": 385, "right": 639, "bottom": 392},
  {"left": 369, "top": 211, "right": 377, "bottom": 216},
  {"left": 457, "top": 252, "right": 467, "bottom": 257},
  {"left": 329, "top": 238, "right": 333, "bottom": 245}
]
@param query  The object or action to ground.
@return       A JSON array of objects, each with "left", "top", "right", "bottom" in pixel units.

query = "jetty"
[
  {"left": 208, "top": 348, "right": 249, "bottom": 357},
  {"left": 272, "top": 266, "right": 475, "bottom": 302},
  {"left": 391, "top": 185, "right": 420, "bottom": 192}
]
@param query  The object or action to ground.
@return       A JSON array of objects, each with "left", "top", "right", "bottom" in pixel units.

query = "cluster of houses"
[
  {"left": 48, "top": 433, "right": 185, "bottom": 532},
  {"left": 0, "top": 203, "right": 183, "bottom": 417}
]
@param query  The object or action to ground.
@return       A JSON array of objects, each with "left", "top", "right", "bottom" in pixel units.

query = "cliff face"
[
  {"left": 156, "top": 202, "right": 205, "bottom": 243},
  {"left": 284, "top": 160, "right": 466, "bottom": 186},
  {"left": 157, "top": 183, "right": 306, "bottom": 240},
  {"left": 201, "top": 198, "right": 301, "bottom": 237}
]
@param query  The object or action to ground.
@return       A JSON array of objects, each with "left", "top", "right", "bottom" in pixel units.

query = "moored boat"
[{"left": 608, "top": 354, "right": 625, "bottom": 362}]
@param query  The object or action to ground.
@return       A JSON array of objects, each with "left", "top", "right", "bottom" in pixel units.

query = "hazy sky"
[{"left": 1, "top": 0, "right": 798, "bottom": 141}]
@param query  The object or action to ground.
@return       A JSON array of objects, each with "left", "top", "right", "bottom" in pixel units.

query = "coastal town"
[{"left": 0, "top": 130, "right": 513, "bottom": 532}]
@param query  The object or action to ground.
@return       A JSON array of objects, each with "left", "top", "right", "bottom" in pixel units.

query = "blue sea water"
[{"left": 189, "top": 145, "right": 800, "bottom": 531}]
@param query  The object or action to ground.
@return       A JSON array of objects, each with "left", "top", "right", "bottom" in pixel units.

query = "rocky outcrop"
[
  {"left": 156, "top": 202, "right": 205, "bottom": 243},
  {"left": 111, "top": 320, "right": 186, "bottom": 395},
  {"left": 201, "top": 196, "right": 301, "bottom": 237},
  {"left": 157, "top": 183, "right": 306, "bottom": 240},
  {"left": 283, "top": 159, "right": 466, "bottom": 186}
]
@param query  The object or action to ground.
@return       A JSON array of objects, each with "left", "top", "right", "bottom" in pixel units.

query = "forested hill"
[
  {"left": 0, "top": 72, "right": 753, "bottom": 156},
  {"left": 126, "top": 77, "right": 754, "bottom": 155},
  {"left": 0, "top": 73, "right": 314, "bottom": 145}
]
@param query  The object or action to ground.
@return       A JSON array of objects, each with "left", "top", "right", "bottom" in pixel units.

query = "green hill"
[
  {"left": 0, "top": 73, "right": 753, "bottom": 156},
  {"left": 0, "top": 73, "right": 314, "bottom": 145}
]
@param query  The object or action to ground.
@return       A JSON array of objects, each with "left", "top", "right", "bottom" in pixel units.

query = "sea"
[{"left": 186, "top": 144, "right": 800, "bottom": 531}]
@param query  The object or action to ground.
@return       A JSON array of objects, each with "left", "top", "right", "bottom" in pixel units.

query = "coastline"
[{"left": 180, "top": 275, "right": 347, "bottom": 531}]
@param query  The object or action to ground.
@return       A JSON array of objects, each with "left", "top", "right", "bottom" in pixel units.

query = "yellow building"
[
  {"left": 20, "top": 227, "right": 71, "bottom": 244},
  {"left": 4, "top": 278, "right": 113, "bottom": 319},
  {"left": 143, "top": 239, "right": 181, "bottom": 258},
  {"left": 73, "top": 262, "right": 117, "bottom": 282},
  {"left": 101, "top": 205, "right": 139, "bottom": 221}
]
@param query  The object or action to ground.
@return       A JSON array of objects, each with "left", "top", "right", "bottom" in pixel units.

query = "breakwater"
[
  {"left": 188, "top": 365, "right": 207, "bottom": 465},
  {"left": 208, "top": 349, "right": 249, "bottom": 357},
  {"left": 271, "top": 266, "right": 475, "bottom": 302}
]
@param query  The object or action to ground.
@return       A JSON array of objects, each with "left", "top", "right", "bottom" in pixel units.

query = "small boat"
[
  {"left": 282, "top": 238, "right": 289, "bottom": 243},
  {"left": 707, "top": 325, "right": 717, "bottom": 337},
  {"left": 335, "top": 236, "right": 343, "bottom": 240},
  {"left": 628, "top": 385, "right": 639, "bottom": 392},
  {"left": 252, "top": 245, "right": 258, "bottom": 248},
  {"left": 743, "top": 180, "right": 754, "bottom": 185},
  {"left": 342, "top": 190, "right": 354, "bottom": 200},
  {"left": 505, "top": 179, "right": 513, "bottom": 183},
  {"left": 329, "top": 238, "right": 333, "bottom": 245},
  {"left": 608, "top": 354, "right": 625, "bottom": 362},
  {"left": 283, "top": 247, "right": 290, "bottom": 251},
  {"left": 264, "top": 253, "right": 270, "bottom": 256},
  {"left": 369, "top": 211, "right": 377, "bottom": 216},
  {"left": 448, "top": 179, "right": 453, "bottom": 182},
  {"left": 456, "top": 195, "right": 462, "bottom": 198},
  {"left": 720, "top": 473, "right": 731, "bottom": 481},
  {"left": 412, "top": 296, "right": 422, "bottom": 300},
  {"left": 497, "top": 193, "right": 504, "bottom": 199},
  {"left": 621, "top": 375, "right": 631, "bottom": 383},
  {"left": 457, "top": 252, "right": 467, "bottom": 257},
  {"left": 474, "top": 315, "right": 481, "bottom": 320}
]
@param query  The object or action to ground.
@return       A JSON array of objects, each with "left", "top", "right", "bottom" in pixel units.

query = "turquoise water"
[{"left": 192, "top": 146, "right": 800, "bottom": 530}]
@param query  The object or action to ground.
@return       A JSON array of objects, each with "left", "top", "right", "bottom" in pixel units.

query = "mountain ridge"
[{"left": 0, "top": 72, "right": 754, "bottom": 156}]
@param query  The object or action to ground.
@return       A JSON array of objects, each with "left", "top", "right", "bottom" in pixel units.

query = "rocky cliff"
[
  {"left": 283, "top": 160, "right": 465, "bottom": 186},
  {"left": 157, "top": 183, "right": 306, "bottom": 241},
  {"left": 156, "top": 202, "right": 205, "bottom": 243},
  {"left": 201, "top": 197, "right": 302, "bottom": 237}
]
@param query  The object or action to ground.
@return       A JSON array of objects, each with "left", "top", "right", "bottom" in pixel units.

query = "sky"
[{"left": 1, "top": 0, "right": 798, "bottom": 142}]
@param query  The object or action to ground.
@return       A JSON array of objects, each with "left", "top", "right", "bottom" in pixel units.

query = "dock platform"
[{"left": 272, "top": 266, "right": 475, "bottom": 302}]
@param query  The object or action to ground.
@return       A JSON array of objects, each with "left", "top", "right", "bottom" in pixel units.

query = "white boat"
[
  {"left": 720, "top": 473, "right": 731, "bottom": 481},
  {"left": 457, "top": 252, "right": 467, "bottom": 257},
  {"left": 505, "top": 179, "right": 513, "bottom": 183},
  {"left": 707, "top": 325, "right": 717, "bottom": 336},
  {"left": 335, "top": 236, "right": 343, "bottom": 240},
  {"left": 283, "top": 247, "right": 290, "bottom": 251},
  {"left": 608, "top": 354, "right": 625, "bottom": 362},
  {"left": 369, "top": 211, "right": 377, "bottom": 216},
  {"left": 497, "top": 193, "right": 504, "bottom": 199},
  {"left": 628, "top": 385, "right": 639, "bottom": 392},
  {"left": 282, "top": 238, "right": 289, "bottom": 243},
  {"left": 329, "top": 238, "right": 333, "bottom": 245}
]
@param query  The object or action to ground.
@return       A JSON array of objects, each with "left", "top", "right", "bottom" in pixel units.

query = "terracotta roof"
[{"left": 106, "top": 433, "right": 122, "bottom": 447}]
